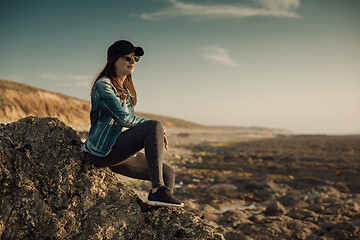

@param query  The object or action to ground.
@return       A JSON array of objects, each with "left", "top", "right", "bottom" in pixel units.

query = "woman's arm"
[{"left": 94, "top": 79, "right": 146, "bottom": 127}]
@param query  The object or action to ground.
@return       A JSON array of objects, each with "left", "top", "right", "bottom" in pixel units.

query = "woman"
[{"left": 82, "top": 40, "right": 183, "bottom": 207}]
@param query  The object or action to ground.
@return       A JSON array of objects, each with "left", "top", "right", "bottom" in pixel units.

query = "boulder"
[{"left": 0, "top": 117, "right": 224, "bottom": 240}]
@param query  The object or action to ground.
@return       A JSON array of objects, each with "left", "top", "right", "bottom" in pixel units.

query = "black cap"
[{"left": 107, "top": 40, "right": 144, "bottom": 60}]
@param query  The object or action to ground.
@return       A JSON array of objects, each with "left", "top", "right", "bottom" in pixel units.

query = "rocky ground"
[{"left": 125, "top": 129, "right": 360, "bottom": 240}]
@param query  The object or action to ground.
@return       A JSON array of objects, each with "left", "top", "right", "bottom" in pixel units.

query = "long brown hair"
[{"left": 91, "top": 55, "right": 138, "bottom": 105}]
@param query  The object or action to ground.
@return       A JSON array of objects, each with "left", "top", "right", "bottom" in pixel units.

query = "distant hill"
[
  {"left": 135, "top": 112, "right": 203, "bottom": 129},
  {"left": 0, "top": 79, "right": 203, "bottom": 130}
]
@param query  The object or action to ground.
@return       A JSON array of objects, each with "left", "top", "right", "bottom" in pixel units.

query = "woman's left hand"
[{"left": 164, "top": 130, "right": 168, "bottom": 150}]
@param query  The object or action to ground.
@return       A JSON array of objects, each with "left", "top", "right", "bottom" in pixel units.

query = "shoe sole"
[{"left": 147, "top": 200, "right": 184, "bottom": 207}]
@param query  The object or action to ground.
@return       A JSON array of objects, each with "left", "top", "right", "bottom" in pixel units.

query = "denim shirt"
[{"left": 82, "top": 76, "right": 147, "bottom": 156}]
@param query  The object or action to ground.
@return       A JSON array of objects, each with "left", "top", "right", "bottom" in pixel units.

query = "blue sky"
[{"left": 1, "top": 0, "right": 359, "bottom": 134}]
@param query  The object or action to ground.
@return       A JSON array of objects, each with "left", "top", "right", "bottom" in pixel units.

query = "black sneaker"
[{"left": 147, "top": 186, "right": 184, "bottom": 207}]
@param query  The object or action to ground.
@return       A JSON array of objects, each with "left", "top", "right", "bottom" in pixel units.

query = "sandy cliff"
[{"left": 0, "top": 79, "right": 91, "bottom": 129}]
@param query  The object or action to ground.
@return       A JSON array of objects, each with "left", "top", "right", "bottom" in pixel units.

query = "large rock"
[{"left": 0, "top": 117, "right": 224, "bottom": 240}]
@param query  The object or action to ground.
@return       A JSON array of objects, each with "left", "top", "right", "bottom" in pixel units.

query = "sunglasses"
[{"left": 123, "top": 54, "right": 140, "bottom": 62}]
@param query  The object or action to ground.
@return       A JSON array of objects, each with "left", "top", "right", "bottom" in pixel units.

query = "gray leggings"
[{"left": 86, "top": 120, "right": 175, "bottom": 192}]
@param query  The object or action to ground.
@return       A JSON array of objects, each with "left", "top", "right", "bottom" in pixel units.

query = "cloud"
[
  {"left": 40, "top": 73, "right": 91, "bottom": 86},
  {"left": 67, "top": 75, "right": 90, "bottom": 81},
  {"left": 40, "top": 72, "right": 61, "bottom": 80},
  {"left": 256, "top": 0, "right": 300, "bottom": 11},
  {"left": 76, "top": 81, "right": 91, "bottom": 87},
  {"left": 56, "top": 82, "right": 70, "bottom": 87},
  {"left": 138, "top": 0, "right": 300, "bottom": 21},
  {"left": 201, "top": 45, "right": 238, "bottom": 68},
  {"left": 68, "top": 75, "right": 91, "bottom": 87},
  {"left": 40, "top": 73, "right": 90, "bottom": 81}
]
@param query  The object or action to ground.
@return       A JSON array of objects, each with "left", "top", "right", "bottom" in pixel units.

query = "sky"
[{"left": 1, "top": 0, "right": 359, "bottom": 134}]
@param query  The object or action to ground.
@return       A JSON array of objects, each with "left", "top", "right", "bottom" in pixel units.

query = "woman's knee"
[
  {"left": 146, "top": 120, "right": 163, "bottom": 130},
  {"left": 143, "top": 120, "right": 164, "bottom": 137}
]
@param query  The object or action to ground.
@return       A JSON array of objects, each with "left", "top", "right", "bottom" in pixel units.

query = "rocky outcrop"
[{"left": 0, "top": 117, "right": 224, "bottom": 240}]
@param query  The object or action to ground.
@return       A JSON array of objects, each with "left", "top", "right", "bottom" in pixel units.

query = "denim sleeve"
[{"left": 94, "top": 80, "right": 147, "bottom": 127}]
